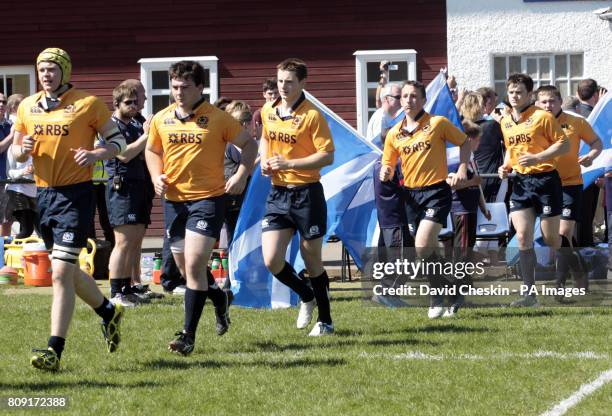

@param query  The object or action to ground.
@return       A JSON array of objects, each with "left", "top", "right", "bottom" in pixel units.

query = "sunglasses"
[
  {"left": 123, "top": 99, "right": 138, "bottom": 106},
  {"left": 386, "top": 95, "right": 401, "bottom": 100}
]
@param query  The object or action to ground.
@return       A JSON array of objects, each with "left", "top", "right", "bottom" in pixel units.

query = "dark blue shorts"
[
  {"left": 262, "top": 182, "right": 327, "bottom": 240},
  {"left": 561, "top": 185, "right": 583, "bottom": 222},
  {"left": 107, "top": 179, "right": 154, "bottom": 227},
  {"left": 164, "top": 195, "right": 226, "bottom": 242},
  {"left": 510, "top": 170, "right": 562, "bottom": 217},
  {"left": 404, "top": 181, "right": 452, "bottom": 233},
  {"left": 37, "top": 181, "right": 95, "bottom": 250}
]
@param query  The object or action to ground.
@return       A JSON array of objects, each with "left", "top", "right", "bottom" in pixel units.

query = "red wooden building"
[{"left": 0, "top": 0, "right": 447, "bottom": 236}]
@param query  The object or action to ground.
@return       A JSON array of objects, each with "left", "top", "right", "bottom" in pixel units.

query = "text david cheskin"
[{"left": 372, "top": 259, "right": 485, "bottom": 280}]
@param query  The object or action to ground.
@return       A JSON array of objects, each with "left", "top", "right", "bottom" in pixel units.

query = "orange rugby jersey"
[
  {"left": 14, "top": 88, "right": 111, "bottom": 187},
  {"left": 499, "top": 105, "right": 567, "bottom": 175},
  {"left": 555, "top": 111, "right": 598, "bottom": 186},
  {"left": 261, "top": 94, "right": 334, "bottom": 186},
  {"left": 382, "top": 112, "right": 466, "bottom": 189},
  {"left": 148, "top": 100, "right": 242, "bottom": 201}
]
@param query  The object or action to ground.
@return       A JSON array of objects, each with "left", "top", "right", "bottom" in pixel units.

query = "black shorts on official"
[
  {"left": 37, "top": 181, "right": 95, "bottom": 250},
  {"left": 404, "top": 181, "right": 452, "bottom": 234},
  {"left": 561, "top": 184, "right": 583, "bottom": 222},
  {"left": 107, "top": 179, "right": 154, "bottom": 227},
  {"left": 262, "top": 182, "right": 327, "bottom": 241},
  {"left": 164, "top": 195, "right": 226, "bottom": 242},
  {"left": 509, "top": 170, "right": 562, "bottom": 217}
]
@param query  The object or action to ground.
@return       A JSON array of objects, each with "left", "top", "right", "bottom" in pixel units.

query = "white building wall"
[{"left": 447, "top": 0, "right": 612, "bottom": 91}]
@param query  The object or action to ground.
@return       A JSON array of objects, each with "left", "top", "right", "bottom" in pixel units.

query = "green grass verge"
[{"left": 1, "top": 283, "right": 610, "bottom": 415}]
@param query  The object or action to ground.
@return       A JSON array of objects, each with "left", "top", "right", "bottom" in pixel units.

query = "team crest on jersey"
[
  {"left": 267, "top": 113, "right": 277, "bottom": 122},
  {"left": 30, "top": 106, "right": 44, "bottom": 114},
  {"left": 196, "top": 220, "right": 208, "bottom": 230},
  {"left": 562, "top": 208, "right": 571, "bottom": 217},
  {"left": 196, "top": 116, "right": 209, "bottom": 129},
  {"left": 509, "top": 200, "right": 515, "bottom": 209},
  {"left": 504, "top": 122, "right": 513, "bottom": 129},
  {"left": 291, "top": 115, "right": 303, "bottom": 129},
  {"left": 62, "top": 232, "right": 74, "bottom": 243},
  {"left": 561, "top": 123, "right": 569, "bottom": 130},
  {"left": 524, "top": 118, "right": 534, "bottom": 127},
  {"left": 422, "top": 123, "right": 432, "bottom": 134},
  {"left": 309, "top": 225, "right": 320, "bottom": 236},
  {"left": 425, "top": 208, "right": 436, "bottom": 218},
  {"left": 164, "top": 117, "right": 176, "bottom": 125},
  {"left": 543, "top": 206, "right": 552, "bottom": 215},
  {"left": 408, "top": 223, "right": 415, "bottom": 233},
  {"left": 261, "top": 218, "right": 270, "bottom": 229},
  {"left": 64, "top": 104, "right": 76, "bottom": 114},
  {"left": 128, "top": 213, "right": 136, "bottom": 222}
]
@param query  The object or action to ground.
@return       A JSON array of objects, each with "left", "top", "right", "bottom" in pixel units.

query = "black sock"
[
  {"left": 206, "top": 268, "right": 224, "bottom": 308},
  {"left": 94, "top": 298, "right": 116, "bottom": 323},
  {"left": 184, "top": 288, "right": 207, "bottom": 337},
  {"left": 110, "top": 278, "right": 131, "bottom": 297},
  {"left": 556, "top": 248, "right": 571, "bottom": 287},
  {"left": 48, "top": 336, "right": 65, "bottom": 359},
  {"left": 311, "top": 271, "right": 332, "bottom": 325},
  {"left": 273, "top": 262, "right": 315, "bottom": 302},
  {"left": 519, "top": 248, "right": 536, "bottom": 295}
]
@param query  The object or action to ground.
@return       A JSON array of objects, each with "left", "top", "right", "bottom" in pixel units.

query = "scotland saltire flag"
[
  {"left": 581, "top": 91, "right": 612, "bottom": 188},
  {"left": 229, "top": 91, "right": 380, "bottom": 308},
  {"left": 425, "top": 72, "right": 464, "bottom": 171}
]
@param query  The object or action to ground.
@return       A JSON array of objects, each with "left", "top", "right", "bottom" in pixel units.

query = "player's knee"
[{"left": 515, "top": 232, "right": 532, "bottom": 248}]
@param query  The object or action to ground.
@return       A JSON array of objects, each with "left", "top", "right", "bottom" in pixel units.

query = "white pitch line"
[
  {"left": 357, "top": 351, "right": 609, "bottom": 361},
  {"left": 539, "top": 369, "right": 612, "bottom": 416}
]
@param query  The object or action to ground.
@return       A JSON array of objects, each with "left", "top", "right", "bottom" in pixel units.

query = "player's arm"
[
  {"left": 380, "top": 131, "right": 398, "bottom": 182},
  {"left": 577, "top": 133, "right": 603, "bottom": 167},
  {"left": 225, "top": 129, "right": 258, "bottom": 195},
  {"left": 116, "top": 115, "right": 153, "bottom": 163},
  {"left": 145, "top": 122, "right": 167, "bottom": 196},
  {"left": 73, "top": 120, "right": 127, "bottom": 166},
  {"left": 0, "top": 125, "right": 15, "bottom": 153},
  {"left": 12, "top": 129, "right": 33, "bottom": 163},
  {"left": 518, "top": 136, "right": 569, "bottom": 168},
  {"left": 266, "top": 150, "right": 333, "bottom": 172},
  {"left": 450, "top": 140, "right": 470, "bottom": 187},
  {"left": 498, "top": 151, "right": 512, "bottom": 179}
]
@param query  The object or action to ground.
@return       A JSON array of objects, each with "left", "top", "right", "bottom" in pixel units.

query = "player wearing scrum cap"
[{"left": 12, "top": 48, "right": 129, "bottom": 370}]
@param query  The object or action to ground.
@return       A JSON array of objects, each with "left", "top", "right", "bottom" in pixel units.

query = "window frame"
[
  {"left": 0, "top": 65, "right": 36, "bottom": 97},
  {"left": 138, "top": 56, "right": 219, "bottom": 117},
  {"left": 354, "top": 50, "right": 417, "bottom": 136},
  {"left": 491, "top": 52, "right": 583, "bottom": 100}
]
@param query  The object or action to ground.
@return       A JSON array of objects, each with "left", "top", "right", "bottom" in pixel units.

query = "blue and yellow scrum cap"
[{"left": 36, "top": 48, "right": 72, "bottom": 85}]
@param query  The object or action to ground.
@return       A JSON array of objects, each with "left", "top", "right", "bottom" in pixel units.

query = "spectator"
[
  {"left": 562, "top": 96, "right": 579, "bottom": 112},
  {"left": 252, "top": 78, "right": 278, "bottom": 139},
  {"left": 366, "top": 83, "right": 402, "bottom": 147},
  {"left": 375, "top": 61, "right": 390, "bottom": 109},
  {"left": 0, "top": 93, "right": 13, "bottom": 236},
  {"left": 476, "top": 87, "right": 498, "bottom": 119}
]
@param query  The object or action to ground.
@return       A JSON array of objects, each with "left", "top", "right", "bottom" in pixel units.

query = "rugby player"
[
  {"left": 535, "top": 85, "right": 601, "bottom": 293},
  {"left": 260, "top": 58, "right": 335, "bottom": 336},
  {"left": 498, "top": 74, "right": 570, "bottom": 306},
  {"left": 146, "top": 60, "right": 256, "bottom": 355},
  {"left": 106, "top": 82, "right": 155, "bottom": 306},
  {"left": 380, "top": 80, "right": 470, "bottom": 319},
  {"left": 13, "top": 48, "right": 127, "bottom": 370}
]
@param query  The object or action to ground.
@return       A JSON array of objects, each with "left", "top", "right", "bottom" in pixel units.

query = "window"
[
  {"left": 0, "top": 66, "right": 36, "bottom": 96},
  {"left": 138, "top": 57, "right": 219, "bottom": 116},
  {"left": 354, "top": 50, "right": 417, "bottom": 136},
  {"left": 492, "top": 53, "right": 583, "bottom": 100}
]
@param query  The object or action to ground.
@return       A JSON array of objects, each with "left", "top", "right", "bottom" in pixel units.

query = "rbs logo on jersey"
[
  {"left": 507, "top": 133, "right": 532, "bottom": 145},
  {"left": 34, "top": 124, "right": 69, "bottom": 136},
  {"left": 402, "top": 140, "right": 431, "bottom": 155},
  {"left": 268, "top": 130, "right": 297, "bottom": 144},
  {"left": 168, "top": 132, "right": 203, "bottom": 144}
]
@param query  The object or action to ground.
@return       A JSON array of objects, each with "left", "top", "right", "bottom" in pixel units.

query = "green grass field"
[{"left": 1, "top": 282, "right": 611, "bottom": 416}]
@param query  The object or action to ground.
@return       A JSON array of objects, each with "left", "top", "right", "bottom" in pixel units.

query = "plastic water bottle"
[{"left": 141, "top": 256, "right": 154, "bottom": 282}]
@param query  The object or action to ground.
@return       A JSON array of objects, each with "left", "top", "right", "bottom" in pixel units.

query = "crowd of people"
[{"left": 4, "top": 47, "right": 609, "bottom": 371}]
